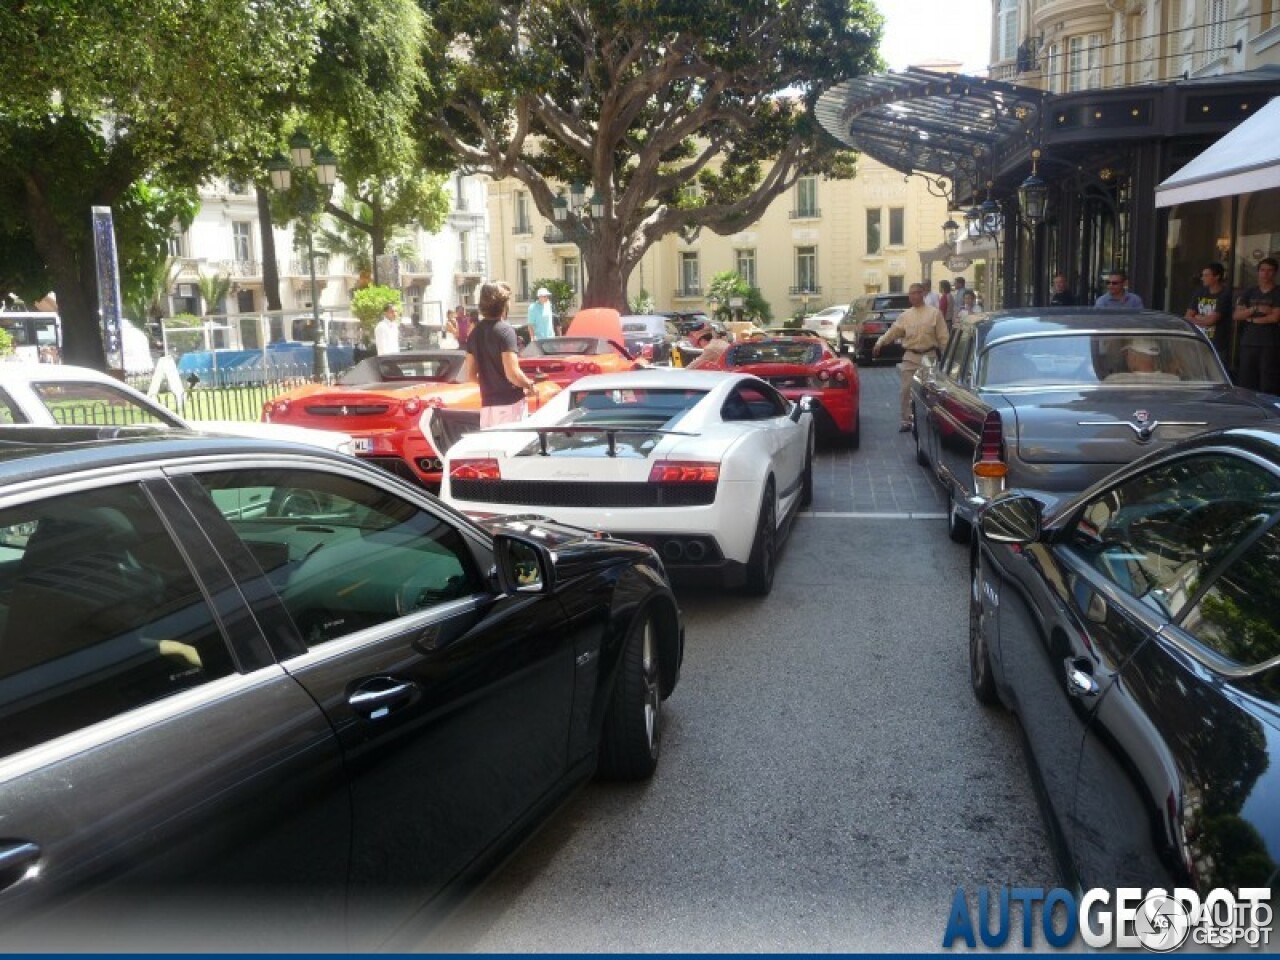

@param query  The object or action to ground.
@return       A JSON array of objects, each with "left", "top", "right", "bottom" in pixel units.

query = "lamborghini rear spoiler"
[{"left": 424, "top": 407, "right": 696, "bottom": 458}]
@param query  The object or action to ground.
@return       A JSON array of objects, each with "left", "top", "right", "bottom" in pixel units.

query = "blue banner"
[{"left": 91, "top": 205, "right": 124, "bottom": 370}]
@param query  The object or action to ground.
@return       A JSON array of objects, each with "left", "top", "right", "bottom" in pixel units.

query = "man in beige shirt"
[{"left": 872, "top": 283, "right": 950, "bottom": 431}]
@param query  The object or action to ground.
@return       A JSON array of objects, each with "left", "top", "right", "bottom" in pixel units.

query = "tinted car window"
[
  {"left": 1065, "top": 453, "right": 1280, "bottom": 618},
  {"left": 30, "top": 381, "right": 184, "bottom": 428},
  {"left": 197, "top": 469, "right": 483, "bottom": 645},
  {"left": 723, "top": 383, "right": 787, "bottom": 421},
  {"left": 0, "top": 389, "right": 21, "bottom": 424},
  {"left": 1180, "top": 521, "right": 1280, "bottom": 667},
  {"left": 0, "top": 484, "right": 233, "bottom": 759},
  {"left": 725, "top": 341, "right": 823, "bottom": 367}
]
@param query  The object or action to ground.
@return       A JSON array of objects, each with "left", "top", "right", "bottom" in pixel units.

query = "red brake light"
[
  {"left": 649, "top": 461, "right": 720, "bottom": 483},
  {"left": 267, "top": 399, "right": 291, "bottom": 419},
  {"left": 973, "top": 411, "right": 1008, "bottom": 478},
  {"left": 573, "top": 362, "right": 585, "bottom": 372},
  {"left": 402, "top": 397, "right": 422, "bottom": 416},
  {"left": 450, "top": 458, "right": 501, "bottom": 481},
  {"left": 587, "top": 363, "right": 601, "bottom": 374}
]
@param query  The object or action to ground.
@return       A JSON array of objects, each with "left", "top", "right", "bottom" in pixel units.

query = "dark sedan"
[
  {"left": 969, "top": 426, "right": 1280, "bottom": 898},
  {"left": 0, "top": 426, "right": 683, "bottom": 950},
  {"left": 912, "top": 308, "right": 1280, "bottom": 543}
]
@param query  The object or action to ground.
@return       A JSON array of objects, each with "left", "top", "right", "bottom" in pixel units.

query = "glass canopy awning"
[{"left": 815, "top": 69, "right": 1048, "bottom": 203}]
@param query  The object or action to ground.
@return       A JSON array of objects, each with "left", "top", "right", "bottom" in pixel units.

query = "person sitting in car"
[{"left": 1105, "top": 338, "right": 1179, "bottom": 383}]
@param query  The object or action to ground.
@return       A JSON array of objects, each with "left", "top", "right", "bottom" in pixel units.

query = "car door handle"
[
  {"left": 348, "top": 678, "right": 420, "bottom": 719},
  {"left": 0, "top": 841, "right": 41, "bottom": 891},
  {"left": 1064, "top": 658, "right": 1100, "bottom": 698}
]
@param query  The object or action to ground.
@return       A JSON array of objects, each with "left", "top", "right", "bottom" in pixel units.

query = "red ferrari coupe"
[
  {"left": 518, "top": 307, "right": 642, "bottom": 387},
  {"left": 262, "top": 351, "right": 560, "bottom": 485},
  {"left": 721, "top": 335, "right": 861, "bottom": 446}
]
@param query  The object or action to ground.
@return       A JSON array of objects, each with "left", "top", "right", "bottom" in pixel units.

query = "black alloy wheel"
[
  {"left": 598, "top": 608, "right": 662, "bottom": 780},
  {"left": 745, "top": 479, "right": 777, "bottom": 596},
  {"left": 969, "top": 554, "right": 999, "bottom": 705}
]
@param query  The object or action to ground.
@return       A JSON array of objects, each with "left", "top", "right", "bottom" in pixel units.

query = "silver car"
[{"left": 912, "top": 308, "right": 1280, "bottom": 543}]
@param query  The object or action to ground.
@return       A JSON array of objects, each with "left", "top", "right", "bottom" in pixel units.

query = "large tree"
[
  {"left": 418, "top": 0, "right": 882, "bottom": 309},
  {"left": 0, "top": 0, "right": 327, "bottom": 367}
]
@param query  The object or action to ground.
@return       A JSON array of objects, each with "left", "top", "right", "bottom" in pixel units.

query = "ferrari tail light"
[
  {"left": 586, "top": 362, "right": 601, "bottom": 374},
  {"left": 808, "top": 369, "right": 849, "bottom": 389},
  {"left": 265, "top": 399, "right": 291, "bottom": 421},
  {"left": 450, "top": 458, "right": 501, "bottom": 481},
  {"left": 402, "top": 397, "right": 422, "bottom": 416},
  {"left": 649, "top": 461, "right": 720, "bottom": 483},
  {"left": 973, "top": 411, "right": 1008, "bottom": 479}
]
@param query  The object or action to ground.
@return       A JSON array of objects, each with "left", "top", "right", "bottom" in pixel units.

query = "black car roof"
[
  {"left": 969, "top": 308, "right": 1201, "bottom": 349},
  {"left": 0, "top": 427, "right": 345, "bottom": 488}
]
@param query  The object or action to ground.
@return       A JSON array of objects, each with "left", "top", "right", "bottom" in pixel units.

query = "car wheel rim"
[
  {"left": 969, "top": 564, "right": 986, "bottom": 687},
  {"left": 949, "top": 497, "right": 960, "bottom": 533},
  {"left": 763, "top": 499, "right": 776, "bottom": 581},
  {"left": 641, "top": 619, "right": 660, "bottom": 756}
]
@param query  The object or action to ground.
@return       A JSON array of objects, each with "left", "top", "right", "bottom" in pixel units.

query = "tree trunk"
[
  {"left": 581, "top": 229, "right": 632, "bottom": 312},
  {"left": 257, "top": 186, "right": 282, "bottom": 311}
]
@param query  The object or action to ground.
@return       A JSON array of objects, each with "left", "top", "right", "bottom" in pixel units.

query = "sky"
[{"left": 876, "top": 0, "right": 992, "bottom": 74}]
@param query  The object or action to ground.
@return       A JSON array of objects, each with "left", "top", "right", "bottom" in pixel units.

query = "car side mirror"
[
  {"left": 979, "top": 494, "right": 1045, "bottom": 545},
  {"left": 493, "top": 532, "right": 557, "bottom": 595},
  {"left": 790, "top": 395, "right": 814, "bottom": 422}
]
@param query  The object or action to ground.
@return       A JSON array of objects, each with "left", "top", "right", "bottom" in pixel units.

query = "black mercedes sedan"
[
  {"left": 970, "top": 426, "right": 1280, "bottom": 895},
  {"left": 0, "top": 426, "right": 683, "bottom": 950},
  {"left": 913, "top": 308, "right": 1280, "bottom": 544}
]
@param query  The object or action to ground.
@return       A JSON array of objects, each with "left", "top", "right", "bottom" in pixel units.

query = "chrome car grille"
[
  {"left": 451, "top": 479, "right": 716, "bottom": 507},
  {"left": 305, "top": 403, "right": 390, "bottom": 416}
]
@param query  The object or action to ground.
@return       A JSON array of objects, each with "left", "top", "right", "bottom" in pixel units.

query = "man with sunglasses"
[{"left": 1094, "top": 270, "right": 1144, "bottom": 309}]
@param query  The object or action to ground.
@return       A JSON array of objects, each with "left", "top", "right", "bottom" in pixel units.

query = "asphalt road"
[{"left": 426, "top": 365, "right": 1058, "bottom": 952}]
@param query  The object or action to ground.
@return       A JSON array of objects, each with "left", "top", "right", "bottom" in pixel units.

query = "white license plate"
[{"left": 353, "top": 437, "right": 373, "bottom": 453}]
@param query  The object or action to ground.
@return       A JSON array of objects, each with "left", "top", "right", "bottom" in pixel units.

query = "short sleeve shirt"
[
  {"left": 467, "top": 319, "right": 524, "bottom": 407},
  {"left": 1187, "top": 285, "right": 1234, "bottom": 352},
  {"left": 1237, "top": 286, "right": 1280, "bottom": 347}
]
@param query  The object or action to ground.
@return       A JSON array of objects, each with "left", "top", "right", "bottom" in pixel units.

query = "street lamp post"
[{"left": 268, "top": 132, "right": 339, "bottom": 379}]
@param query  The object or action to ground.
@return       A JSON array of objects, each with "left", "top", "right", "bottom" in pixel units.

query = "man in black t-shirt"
[
  {"left": 1185, "top": 261, "right": 1234, "bottom": 370},
  {"left": 464, "top": 282, "right": 537, "bottom": 426},
  {"left": 1232, "top": 257, "right": 1280, "bottom": 394},
  {"left": 1049, "top": 272, "right": 1075, "bottom": 306}
]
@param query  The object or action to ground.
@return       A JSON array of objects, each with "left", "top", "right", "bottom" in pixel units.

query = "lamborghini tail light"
[
  {"left": 649, "top": 461, "right": 720, "bottom": 483},
  {"left": 450, "top": 458, "right": 501, "bottom": 481}
]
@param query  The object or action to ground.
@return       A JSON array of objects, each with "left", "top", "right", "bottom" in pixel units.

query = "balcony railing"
[
  {"left": 789, "top": 208, "right": 822, "bottom": 219},
  {"left": 789, "top": 285, "right": 822, "bottom": 296},
  {"left": 284, "top": 257, "right": 331, "bottom": 277},
  {"left": 456, "top": 259, "right": 486, "bottom": 275},
  {"left": 399, "top": 258, "right": 433, "bottom": 275},
  {"left": 543, "top": 225, "right": 581, "bottom": 244},
  {"left": 512, "top": 221, "right": 533, "bottom": 235},
  {"left": 211, "top": 259, "right": 262, "bottom": 278},
  {"left": 673, "top": 287, "right": 702, "bottom": 299}
]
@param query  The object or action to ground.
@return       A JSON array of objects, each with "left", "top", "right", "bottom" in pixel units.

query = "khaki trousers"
[{"left": 897, "top": 354, "right": 925, "bottom": 423}]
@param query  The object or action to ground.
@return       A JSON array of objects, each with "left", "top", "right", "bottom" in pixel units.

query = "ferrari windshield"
[
  {"left": 338, "top": 354, "right": 462, "bottom": 385},
  {"left": 523, "top": 337, "right": 608, "bottom": 356},
  {"left": 725, "top": 341, "right": 824, "bottom": 367},
  {"left": 980, "top": 334, "right": 1228, "bottom": 389}
]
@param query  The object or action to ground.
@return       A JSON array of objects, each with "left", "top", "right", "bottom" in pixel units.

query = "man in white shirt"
[{"left": 374, "top": 303, "right": 402, "bottom": 355}]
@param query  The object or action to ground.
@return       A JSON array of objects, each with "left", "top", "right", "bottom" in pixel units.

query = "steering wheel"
[{"left": 269, "top": 488, "right": 323, "bottom": 518}]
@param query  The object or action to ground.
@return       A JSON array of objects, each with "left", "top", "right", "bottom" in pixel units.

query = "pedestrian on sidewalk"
[
  {"left": 872, "top": 282, "right": 949, "bottom": 432},
  {"left": 464, "top": 281, "right": 537, "bottom": 427}
]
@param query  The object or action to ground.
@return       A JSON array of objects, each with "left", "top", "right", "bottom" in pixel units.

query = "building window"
[
  {"left": 514, "top": 192, "right": 531, "bottom": 234},
  {"left": 888, "top": 207, "right": 904, "bottom": 247},
  {"left": 997, "top": 0, "right": 1018, "bottom": 62},
  {"left": 561, "top": 257, "right": 580, "bottom": 293},
  {"left": 517, "top": 259, "right": 531, "bottom": 301},
  {"left": 795, "top": 246, "right": 817, "bottom": 292},
  {"left": 866, "top": 209, "right": 882, "bottom": 255},
  {"left": 231, "top": 222, "right": 252, "bottom": 263},
  {"left": 1067, "top": 34, "right": 1101, "bottom": 92},
  {"left": 1204, "top": 0, "right": 1228, "bottom": 63},
  {"left": 736, "top": 249, "right": 757, "bottom": 288},
  {"left": 1046, "top": 43, "right": 1061, "bottom": 94},
  {"left": 888, "top": 275, "right": 905, "bottom": 293},
  {"left": 168, "top": 230, "right": 188, "bottom": 258},
  {"left": 459, "top": 231, "right": 471, "bottom": 270},
  {"left": 455, "top": 173, "right": 468, "bottom": 211},
  {"left": 678, "top": 252, "right": 701, "bottom": 296},
  {"left": 794, "top": 177, "right": 819, "bottom": 218}
]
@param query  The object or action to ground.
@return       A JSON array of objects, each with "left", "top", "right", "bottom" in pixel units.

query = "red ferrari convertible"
[
  {"left": 721, "top": 335, "right": 861, "bottom": 446},
  {"left": 518, "top": 307, "right": 642, "bottom": 386},
  {"left": 262, "top": 351, "right": 560, "bottom": 485}
]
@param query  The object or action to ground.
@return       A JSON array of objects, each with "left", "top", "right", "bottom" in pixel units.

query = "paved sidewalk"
[{"left": 807, "top": 362, "right": 947, "bottom": 517}]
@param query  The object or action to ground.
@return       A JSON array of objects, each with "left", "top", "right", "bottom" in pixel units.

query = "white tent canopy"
[{"left": 1155, "top": 97, "right": 1280, "bottom": 208}]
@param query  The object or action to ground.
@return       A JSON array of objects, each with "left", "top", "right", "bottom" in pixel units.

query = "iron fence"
[{"left": 126, "top": 366, "right": 319, "bottom": 424}]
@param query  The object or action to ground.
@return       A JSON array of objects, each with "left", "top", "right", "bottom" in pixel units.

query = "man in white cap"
[
  {"left": 1106, "top": 338, "right": 1178, "bottom": 382},
  {"left": 528, "top": 287, "right": 556, "bottom": 341}
]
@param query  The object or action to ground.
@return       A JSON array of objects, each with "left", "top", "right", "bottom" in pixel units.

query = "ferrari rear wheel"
[
  {"left": 597, "top": 608, "right": 661, "bottom": 780},
  {"left": 969, "top": 553, "right": 999, "bottom": 706},
  {"left": 745, "top": 479, "right": 777, "bottom": 596}
]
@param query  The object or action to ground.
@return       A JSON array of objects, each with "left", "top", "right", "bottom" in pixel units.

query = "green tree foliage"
[
  {"left": 707, "top": 271, "right": 772, "bottom": 324},
  {"left": 350, "top": 285, "right": 403, "bottom": 337},
  {"left": 418, "top": 0, "right": 879, "bottom": 310},
  {"left": 314, "top": 186, "right": 445, "bottom": 281},
  {"left": 126, "top": 256, "right": 183, "bottom": 325},
  {"left": 196, "top": 273, "right": 232, "bottom": 316}
]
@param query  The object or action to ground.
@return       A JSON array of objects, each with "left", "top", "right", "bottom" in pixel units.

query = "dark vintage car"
[
  {"left": 0, "top": 426, "right": 683, "bottom": 950},
  {"left": 970, "top": 426, "right": 1280, "bottom": 896},
  {"left": 619, "top": 314, "right": 678, "bottom": 365},
  {"left": 721, "top": 335, "right": 861, "bottom": 445},
  {"left": 912, "top": 308, "right": 1280, "bottom": 543},
  {"left": 843, "top": 292, "right": 912, "bottom": 361}
]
